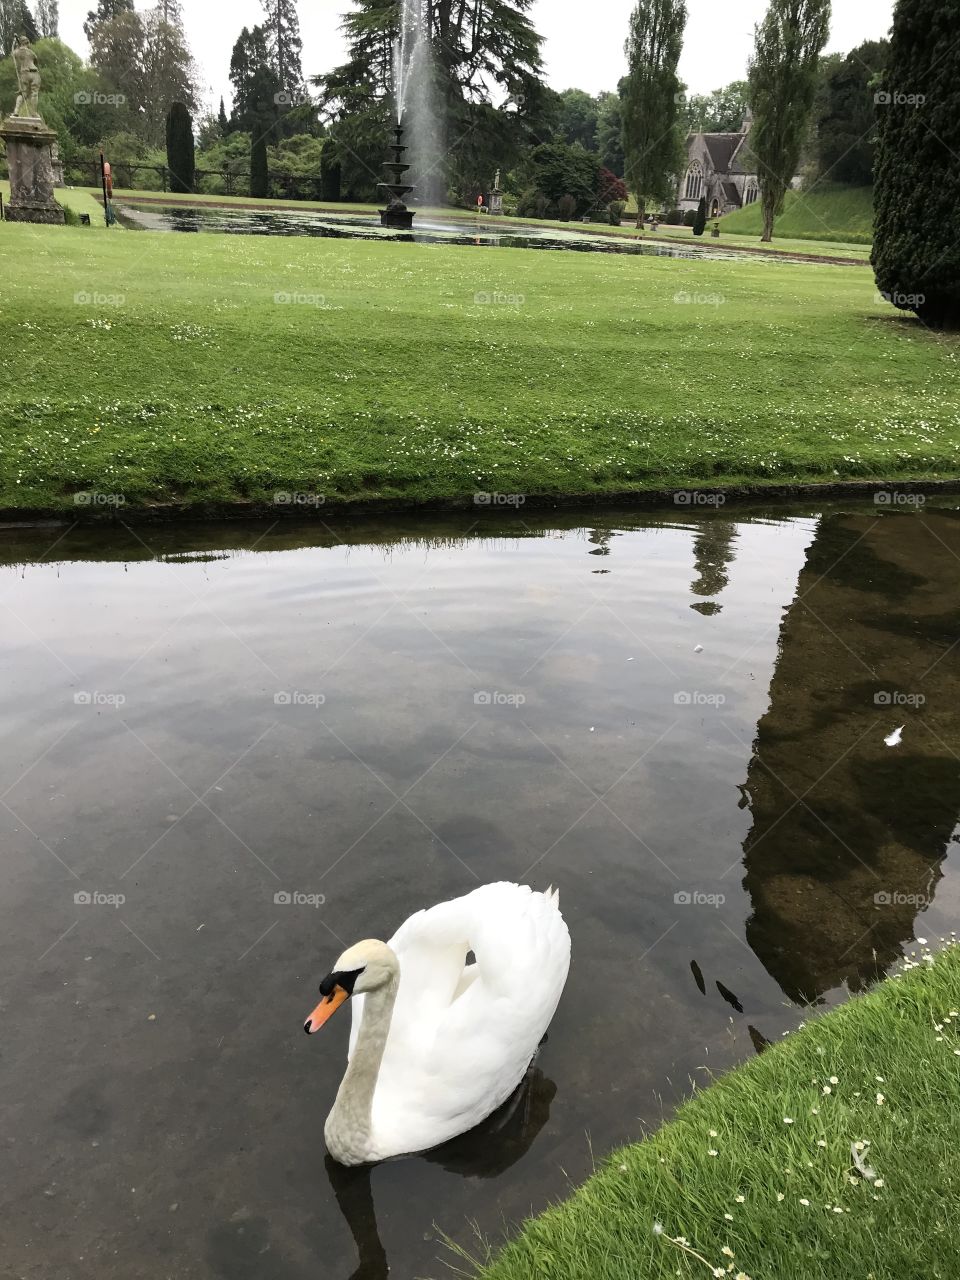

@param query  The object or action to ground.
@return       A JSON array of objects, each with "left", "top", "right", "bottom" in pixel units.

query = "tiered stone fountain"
[{"left": 378, "top": 124, "right": 415, "bottom": 230}]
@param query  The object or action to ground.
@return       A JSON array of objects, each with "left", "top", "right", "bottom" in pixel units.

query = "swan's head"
[{"left": 303, "top": 939, "right": 397, "bottom": 1035}]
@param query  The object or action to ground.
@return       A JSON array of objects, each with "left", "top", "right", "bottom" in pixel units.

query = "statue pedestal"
[
  {"left": 0, "top": 116, "right": 65, "bottom": 225},
  {"left": 489, "top": 190, "right": 503, "bottom": 216}
]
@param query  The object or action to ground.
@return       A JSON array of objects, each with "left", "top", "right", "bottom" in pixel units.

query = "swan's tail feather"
[{"left": 544, "top": 884, "right": 560, "bottom": 907}]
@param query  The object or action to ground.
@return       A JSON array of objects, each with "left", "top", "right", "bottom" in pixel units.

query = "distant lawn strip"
[
  {"left": 0, "top": 223, "right": 957, "bottom": 515},
  {"left": 103, "top": 188, "right": 871, "bottom": 263},
  {"left": 475, "top": 943, "right": 960, "bottom": 1280},
  {"left": 719, "top": 183, "right": 874, "bottom": 245}
]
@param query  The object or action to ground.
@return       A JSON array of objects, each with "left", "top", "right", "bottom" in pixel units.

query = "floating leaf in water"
[{"left": 884, "top": 725, "right": 904, "bottom": 747}]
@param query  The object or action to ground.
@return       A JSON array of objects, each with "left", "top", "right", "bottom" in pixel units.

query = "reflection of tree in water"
[
  {"left": 690, "top": 520, "right": 738, "bottom": 615},
  {"left": 739, "top": 511, "right": 960, "bottom": 1005}
]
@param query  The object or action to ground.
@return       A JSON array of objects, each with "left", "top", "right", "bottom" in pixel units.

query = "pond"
[
  {"left": 114, "top": 202, "right": 812, "bottom": 262},
  {"left": 2, "top": 501, "right": 958, "bottom": 1279}
]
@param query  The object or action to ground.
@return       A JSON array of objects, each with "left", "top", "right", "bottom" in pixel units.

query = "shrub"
[
  {"left": 872, "top": 0, "right": 960, "bottom": 328},
  {"left": 597, "top": 167, "right": 628, "bottom": 206},
  {"left": 608, "top": 200, "right": 625, "bottom": 225},
  {"left": 558, "top": 193, "right": 577, "bottom": 221},
  {"left": 683, "top": 209, "right": 697, "bottom": 226},
  {"left": 665, "top": 207, "right": 684, "bottom": 225}
]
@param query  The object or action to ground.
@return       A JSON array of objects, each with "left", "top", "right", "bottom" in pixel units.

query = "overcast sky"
[{"left": 57, "top": 0, "right": 894, "bottom": 112}]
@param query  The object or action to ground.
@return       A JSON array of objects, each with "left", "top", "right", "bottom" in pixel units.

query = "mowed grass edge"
[
  {"left": 469, "top": 943, "right": 960, "bottom": 1280},
  {"left": 0, "top": 222, "right": 957, "bottom": 514}
]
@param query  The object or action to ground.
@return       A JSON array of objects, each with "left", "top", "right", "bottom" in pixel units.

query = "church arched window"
[
  {"left": 744, "top": 183, "right": 759, "bottom": 205},
  {"left": 684, "top": 163, "right": 703, "bottom": 201}
]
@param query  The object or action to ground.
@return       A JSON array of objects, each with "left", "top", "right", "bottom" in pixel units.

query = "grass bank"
[
  {"left": 475, "top": 943, "right": 960, "bottom": 1280},
  {"left": 720, "top": 183, "right": 874, "bottom": 245},
  {"left": 0, "top": 220, "right": 957, "bottom": 516}
]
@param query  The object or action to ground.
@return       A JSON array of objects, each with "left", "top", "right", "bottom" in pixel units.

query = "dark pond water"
[
  {"left": 115, "top": 203, "right": 804, "bottom": 262},
  {"left": 2, "top": 502, "right": 958, "bottom": 1279}
]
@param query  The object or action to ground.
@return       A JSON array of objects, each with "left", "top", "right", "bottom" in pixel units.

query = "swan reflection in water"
[{"left": 325, "top": 1061, "right": 557, "bottom": 1280}]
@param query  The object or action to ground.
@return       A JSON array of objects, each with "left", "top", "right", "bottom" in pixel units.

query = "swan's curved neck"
[{"left": 326, "top": 972, "right": 399, "bottom": 1162}]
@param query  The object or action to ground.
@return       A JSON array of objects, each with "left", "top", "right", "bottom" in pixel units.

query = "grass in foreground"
[
  {"left": 0, "top": 220, "right": 957, "bottom": 514},
  {"left": 473, "top": 943, "right": 960, "bottom": 1280},
  {"left": 719, "top": 183, "right": 874, "bottom": 245}
]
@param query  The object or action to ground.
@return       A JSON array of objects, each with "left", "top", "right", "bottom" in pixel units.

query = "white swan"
[{"left": 304, "top": 881, "right": 571, "bottom": 1166}]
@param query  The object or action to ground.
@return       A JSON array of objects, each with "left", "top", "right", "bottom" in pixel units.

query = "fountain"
[
  {"left": 378, "top": 124, "right": 415, "bottom": 229},
  {"left": 378, "top": 0, "right": 442, "bottom": 228}
]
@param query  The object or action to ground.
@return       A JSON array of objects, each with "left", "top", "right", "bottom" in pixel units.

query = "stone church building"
[{"left": 677, "top": 112, "right": 761, "bottom": 218}]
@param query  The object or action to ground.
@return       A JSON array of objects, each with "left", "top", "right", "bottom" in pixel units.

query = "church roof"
[
  {"left": 722, "top": 181, "right": 742, "bottom": 208},
  {"left": 702, "top": 133, "right": 747, "bottom": 175}
]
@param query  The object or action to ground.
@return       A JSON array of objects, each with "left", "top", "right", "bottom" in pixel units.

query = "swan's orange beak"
[{"left": 304, "top": 984, "right": 349, "bottom": 1035}]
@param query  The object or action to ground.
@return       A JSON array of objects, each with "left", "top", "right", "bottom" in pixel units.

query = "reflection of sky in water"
[{"left": 0, "top": 507, "right": 956, "bottom": 1279}]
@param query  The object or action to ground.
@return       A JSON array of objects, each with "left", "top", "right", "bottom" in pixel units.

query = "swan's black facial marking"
[{"left": 319, "top": 967, "right": 364, "bottom": 997}]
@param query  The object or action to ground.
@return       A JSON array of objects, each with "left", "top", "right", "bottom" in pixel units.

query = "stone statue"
[
  {"left": 493, "top": 168, "right": 502, "bottom": 191},
  {"left": 1, "top": 34, "right": 64, "bottom": 223},
  {"left": 12, "top": 35, "right": 42, "bottom": 119}
]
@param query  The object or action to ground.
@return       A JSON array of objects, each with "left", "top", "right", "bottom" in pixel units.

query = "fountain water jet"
[{"left": 379, "top": 0, "right": 442, "bottom": 228}]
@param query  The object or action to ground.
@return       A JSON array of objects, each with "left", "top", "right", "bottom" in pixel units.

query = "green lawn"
[
  {"left": 0, "top": 218, "right": 957, "bottom": 515},
  {"left": 720, "top": 183, "right": 874, "bottom": 245},
  {"left": 1, "top": 180, "right": 106, "bottom": 225},
  {"left": 475, "top": 943, "right": 960, "bottom": 1280}
]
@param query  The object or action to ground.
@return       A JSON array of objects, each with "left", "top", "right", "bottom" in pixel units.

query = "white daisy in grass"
[
  {"left": 829, "top": 1076, "right": 839, "bottom": 1085},
  {"left": 783, "top": 1117, "right": 794, "bottom": 1125},
  {"left": 708, "top": 1149, "right": 719, "bottom": 1157},
  {"left": 721, "top": 1246, "right": 735, "bottom": 1258},
  {"left": 876, "top": 1093, "right": 886, "bottom": 1105},
  {"left": 800, "top": 1198, "right": 810, "bottom": 1206},
  {"left": 735, "top": 1195, "right": 745, "bottom": 1203},
  {"left": 822, "top": 1085, "right": 832, "bottom": 1095}
]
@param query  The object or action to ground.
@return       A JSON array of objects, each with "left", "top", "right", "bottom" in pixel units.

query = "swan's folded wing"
[{"left": 373, "top": 883, "right": 570, "bottom": 1153}]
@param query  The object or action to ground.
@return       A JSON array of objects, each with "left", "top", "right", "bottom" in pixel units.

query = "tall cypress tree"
[
  {"left": 166, "top": 100, "right": 195, "bottom": 192},
  {"left": 217, "top": 96, "right": 229, "bottom": 135},
  {"left": 693, "top": 194, "right": 707, "bottom": 235},
  {"left": 873, "top": 0, "right": 960, "bottom": 328},
  {"left": 621, "top": 0, "right": 688, "bottom": 228},
  {"left": 260, "top": 0, "right": 303, "bottom": 104},
  {"left": 748, "top": 0, "right": 831, "bottom": 242}
]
